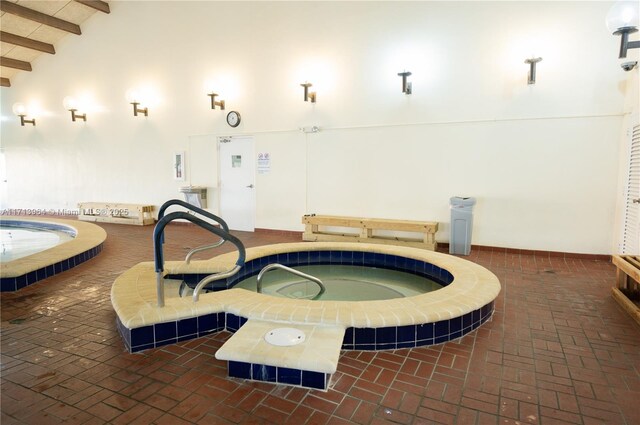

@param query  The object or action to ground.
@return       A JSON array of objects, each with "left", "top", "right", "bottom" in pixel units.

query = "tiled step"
[{"left": 215, "top": 319, "right": 345, "bottom": 390}]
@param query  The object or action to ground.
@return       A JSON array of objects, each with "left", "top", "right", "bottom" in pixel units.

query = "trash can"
[
  {"left": 179, "top": 186, "right": 208, "bottom": 209},
  {"left": 449, "top": 197, "right": 476, "bottom": 255}
]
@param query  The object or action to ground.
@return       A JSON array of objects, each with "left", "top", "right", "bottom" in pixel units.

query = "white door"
[
  {"left": 219, "top": 136, "right": 256, "bottom": 231},
  {"left": 621, "top": 124, "right": 640, "bottom": 254}
]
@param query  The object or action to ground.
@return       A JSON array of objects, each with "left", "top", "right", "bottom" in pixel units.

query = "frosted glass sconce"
[
  {"left": 300, "top": 82, "right": 316, "bottom": 103},
  {"left": 524, "top": 57, "right": 542, "bottom": 84},
  {"left": 63, "top": 96, "right": 86, "bottom": 122},
  {"left": 208, "top": 93, "right": 225, "bottom": 110},
  {"left": 397, "top": 71, "right": 412, "bottom": 94},
  {"left": 606, "top": 1, "right": 640, "bottom": 59},
  {"left": 12, "top": 103, "right": 35, "bottom": 126}
]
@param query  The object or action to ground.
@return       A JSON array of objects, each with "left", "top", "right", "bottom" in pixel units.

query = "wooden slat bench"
[
  {"left": 611, "top": 255, "right": 640, "bottom": 326},
  {"left": 302, "top": 214, "right": 438, "bottom": 251},
  {"left": 78, "top": 202, "right": 155, "bottom": 226}
]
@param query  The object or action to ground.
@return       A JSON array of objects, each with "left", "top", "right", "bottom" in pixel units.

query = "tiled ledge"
[
  {"left": 112, "top": 242, "right": 500, "bottom": 335},
  {"left": 1, "top": 217, "right": 107, "bottom": 291}
]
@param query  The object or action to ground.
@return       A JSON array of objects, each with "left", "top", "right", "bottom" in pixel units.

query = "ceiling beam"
[
  {"left": 0, "top": 31, "right": 56, "bottom": 54},
  {"left": 0, "top": 77, "right": 10, "bottom": 87},
  {"left": 0, "top": 57, "right": 32, "bottom": 71},
  {"left": 0, "top": 1, "right": 82, "bottom": 35},
  {"left": 74, "top": 0, "right": 110, "bottom": 14}
]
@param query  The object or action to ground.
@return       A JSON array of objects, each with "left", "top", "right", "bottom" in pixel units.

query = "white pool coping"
[{"left": 111, "top": 242, "right": 501, "bottom": 331}]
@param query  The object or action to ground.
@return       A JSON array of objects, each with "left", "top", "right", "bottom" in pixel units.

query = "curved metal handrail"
[
  {"left": 157, "top": 199, "right": 230, "bottom": 263},
  {"left": 153, "top": 211, "right": 245, "bottom": 307},
  {"left": 158, "top": 199, "right": 229, "bottom": 252},
  {"left": 185, "top": 239, "right": 226, "bottom": 264},
  {"left": 157, "top": 199, "right": 230, "bottom": 232},
  {"left": 192, "top": 265, "right": 242, "bottom": 302},
  {"left": 257, "top": 263, "right": 325, "bottom": 300}
]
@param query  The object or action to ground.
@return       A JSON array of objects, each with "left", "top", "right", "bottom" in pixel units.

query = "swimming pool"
[
  {"left": 0, "top": 217, "right": 107, "bottom": 291},
  {"left": 1, "top": 224, "right": 75, "bottom": 262}
]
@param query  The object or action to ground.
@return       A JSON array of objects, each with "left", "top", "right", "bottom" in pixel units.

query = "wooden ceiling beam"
[
  {"left": 0, "top": 77, "right": 10, "bottom": 87},
  {"left": 0, "top": 31, "right": 56, "bottom": 54},
  {"left": 74, "top": 0, "right": 110, "bottom": 14},
  {"left": 0, "top": 1, "right": 82, "bottom": 35},
  {"left": 0, "top": 57, "right": 32, "bottom": 71}
]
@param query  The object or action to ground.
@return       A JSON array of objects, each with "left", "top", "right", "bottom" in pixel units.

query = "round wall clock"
[{"left": 226, "top": 111, "right": 241, "bottom": 127}]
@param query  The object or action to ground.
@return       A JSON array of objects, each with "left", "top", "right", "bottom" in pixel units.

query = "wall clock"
[{"left": 226, "top": 111, "right": 241, "bottom": 127}]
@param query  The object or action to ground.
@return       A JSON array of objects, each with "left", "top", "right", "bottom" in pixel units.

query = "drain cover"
[{"left": 264, "top": 328, "right": 306, "bottom": 346}]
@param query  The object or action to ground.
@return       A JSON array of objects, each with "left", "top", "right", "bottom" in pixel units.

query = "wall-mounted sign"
[{"left": 258, "top": 152, "right": 271, "bottom": 174}]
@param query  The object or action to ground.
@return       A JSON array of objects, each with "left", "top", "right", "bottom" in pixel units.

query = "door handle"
[{"left": 246, "top": 184, "right": 254, "bottom": 188}]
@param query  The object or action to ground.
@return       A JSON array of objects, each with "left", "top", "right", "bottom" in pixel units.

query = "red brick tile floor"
[{"left": 1, "top": 220, "right": 639, "bottom": 424}]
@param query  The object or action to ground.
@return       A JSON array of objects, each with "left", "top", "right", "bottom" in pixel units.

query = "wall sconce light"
[
  {"left": 606, "top": 1, "right": 640, "bottom": 59},
  {"left": 524, "top": 57, "right": 542, "bottom": 84},
  {"left": 126, "top": 90, "right": 148, "bottom": 117},
  {"left": 130, "top": 101, "right": 148, "bottom": 117},
  {"left": 12, "top": 103, "right": 35, "bottom": 126},
  {"left": 397, "top": 71, "right": 412, "bottom": 94},
  {"left": 207, "top": 93, "right": 225, "bottom": 110},
  {"left": 63, "top": 96, "right": 86, "bottom": 122},
  {"left": 300, "top": 82, "right": 316, "bottom": 103}
]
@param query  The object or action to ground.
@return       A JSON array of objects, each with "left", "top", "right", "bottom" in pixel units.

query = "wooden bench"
[
  {"left": 611, "top": 255, "right": 640, "bottom": 326},
  {"left": 302, "top": 214, "right": 438, "bottom": 251},
  {"left": 78, "top": 202, "right": 155, "bottom": 226}
]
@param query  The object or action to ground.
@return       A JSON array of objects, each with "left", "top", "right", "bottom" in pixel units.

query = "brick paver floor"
[{"left": 1, "top": 219, "right": 638, "bottom": 424}]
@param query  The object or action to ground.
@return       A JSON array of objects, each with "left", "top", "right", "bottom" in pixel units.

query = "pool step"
[{"left": 215, "top": 319, "right": 345, "bottom": 390}]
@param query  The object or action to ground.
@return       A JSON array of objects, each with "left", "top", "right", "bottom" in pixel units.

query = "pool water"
[
  {"left": 233, "top": 264, "right": 443, "bottom": 301},
  {"left": 0, "top": 226, "right": 74, "bottom": 262}
]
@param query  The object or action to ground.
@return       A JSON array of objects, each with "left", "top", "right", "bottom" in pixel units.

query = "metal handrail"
[
  {"left": 153, "top": 211, "right": 245, "bottom": 307},
  {"left": 192, "top": 265, "right": 242, "bottom": 302},
  {"left": 185, "top": 239, "right": 226, "bottom": 264},
  {"left": 156, "top": 199, "right": 230, "bottom": 253},
  {"left": 257, "top": 263, "right": 325, "bottom": 300},
  {"left": 157, "top": 199, "right": 230, "bottom": 232}
]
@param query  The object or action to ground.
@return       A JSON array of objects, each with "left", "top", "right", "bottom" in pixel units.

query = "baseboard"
[{"left": 437, "top": 242, "right": 611, "bottom": 262}]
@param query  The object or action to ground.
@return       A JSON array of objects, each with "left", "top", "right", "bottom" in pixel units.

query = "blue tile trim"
[
  {"left": 119, "top": 301, "right": 494, "bottom": 353},
  {"left": 227, "top": 361, "right": 329, "bottom": 390},
  {"left": 1, "top": 242, "right": 104, "bottom": 292},
  {"left": 117, "top": 249, "right": 496, "bottom": 354},
  {"left": 169, "top": 249, "right": 456, "bottom": 292},
  {"left": 342, "top": 301, "right": 494, "bottom": 351}
]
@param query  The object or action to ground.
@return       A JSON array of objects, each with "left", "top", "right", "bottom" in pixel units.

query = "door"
[
  {"left": 219, "top": 136, "right": 256, "bottom": 231},
  {"left": 621, "top": 124, "right": 640, "bottom": 254}
]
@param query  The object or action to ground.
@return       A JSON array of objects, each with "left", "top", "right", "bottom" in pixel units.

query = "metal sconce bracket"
[
  {"left": 69, "top": 109, "right": 87, "bottom": 122},
  {"left": 524, "top": 57, "right": 542, "bottom": 84},
  {"left": 614, "top": 27, "right": 640, "bottom": 58},
  {"left": 130, "top": 102, "right": 148, "bottom": 117},
  {"left": 208, "top": 93, "right": 225, "bottom": 110},
  {"left": 300, "top": 82, "right": 316, "bottom": 103},
  {"left": 397, "top": 71, "right": 412, "bottom": 94},
  {"left": 19, "top": 115, "right": 35, "bottom": 126}
]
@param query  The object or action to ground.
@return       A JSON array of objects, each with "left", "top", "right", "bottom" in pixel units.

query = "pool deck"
[{"left": 0, "top": 217, "right": 107, "bottom": 291}]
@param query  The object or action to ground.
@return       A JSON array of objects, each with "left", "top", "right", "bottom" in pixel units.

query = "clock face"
[{"left": 226, "top": 111, "right": 241, "bottom": 127}]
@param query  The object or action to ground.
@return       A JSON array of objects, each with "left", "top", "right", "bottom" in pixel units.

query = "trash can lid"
[{"left": 449, "top": 196, "right": 476, "bottom": 206}]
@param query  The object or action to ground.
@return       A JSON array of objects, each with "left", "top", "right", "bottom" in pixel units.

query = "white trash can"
[{"left": 449, "top": 197, "right": 476, "bottom": 255}]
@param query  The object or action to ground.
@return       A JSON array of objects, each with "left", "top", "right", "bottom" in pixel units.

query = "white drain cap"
[{"left": 264, "top": 327, "right": 306, "bottom": 346}]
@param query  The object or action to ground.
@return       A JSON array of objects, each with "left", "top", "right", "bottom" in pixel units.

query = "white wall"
[{"left": 0, "top": 1, "right": 636, "bottom": 254}]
